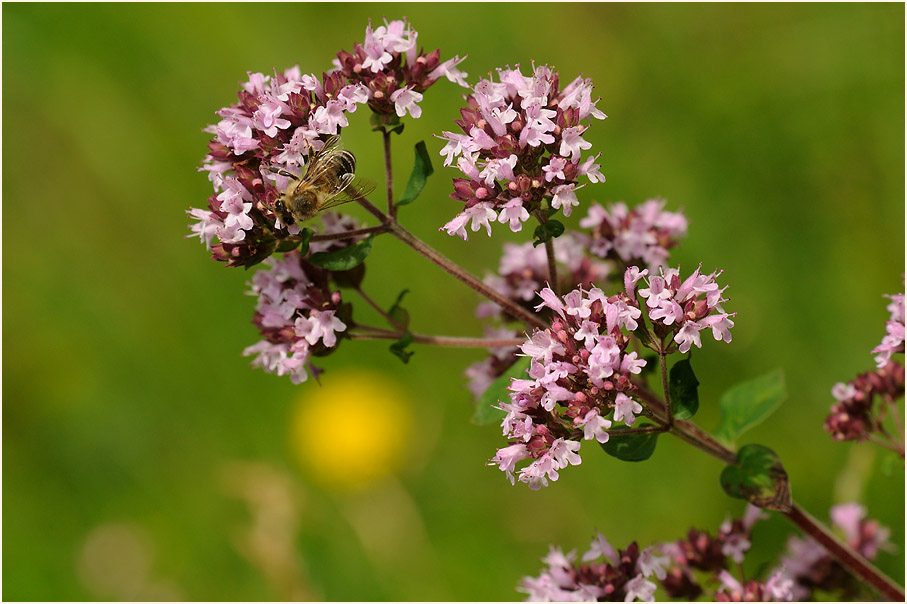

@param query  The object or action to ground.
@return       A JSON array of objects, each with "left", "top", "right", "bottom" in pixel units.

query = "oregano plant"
[{"left": 186, "top": 18, "right": 904, "bottom": 602}]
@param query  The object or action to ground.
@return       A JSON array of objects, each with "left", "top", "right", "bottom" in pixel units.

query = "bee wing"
[
  {"left": 303, "top": 135, "right": 343, "bottom": 176},
  {"left": 320, "top": 177, "right": 377, "bottom": 210}
]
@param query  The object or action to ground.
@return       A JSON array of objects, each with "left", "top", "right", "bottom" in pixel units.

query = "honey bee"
[{"left": 267, "top": 135, "right": 375, "bottom": 226}]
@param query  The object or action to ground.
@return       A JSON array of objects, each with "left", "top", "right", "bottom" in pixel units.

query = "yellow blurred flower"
[{"left": 290, "top": 369, "right": 412, "bottom": 490}]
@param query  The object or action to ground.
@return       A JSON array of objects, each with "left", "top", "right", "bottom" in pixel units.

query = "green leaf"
[
  {"left": 308, "top": 235, "right": 374, "bottom": 271},
  {"left": 715, "top": 369, "right": 787, "bottom": 443},
  {"left": 669, "top": 358, "right": 700, "bottom": 420},
  {"left": 396, "top": 141, "right": 434, "bottom": 207},
  {"left": 277, "top": 227, "right": 313, "bottom": 255},
  {"left": 720, "top": 443, "right": 792, "bottom": 512},
  {"left": 532, "top": 220, "right": 565, "bottom": 247},
  {"left": 297, "top": 227, "right": 313, "bottom": 256},
  {"left": 600, "top": 424, "right": 660, "bottom": 462},
  {"left": 472, "top": 356, "right": 531, "bottom": 425},
  {"left": 370, "top": 112, "right": 404, "bottom": 135},
  {"left": 387, "top": 289, "right": 411, "bottom": 330},
  {"left": 389, "top": 331, "right": 414, "bottom": 364}
]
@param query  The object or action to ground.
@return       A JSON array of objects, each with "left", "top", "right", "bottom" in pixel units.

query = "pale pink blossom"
[{"left": 390, "top": 86, "right": 424, "bottom": 118}]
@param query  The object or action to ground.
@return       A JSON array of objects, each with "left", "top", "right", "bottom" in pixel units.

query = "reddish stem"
[
  {"left": 309, "top": 225, "right": 388, "bottom": 242},
  {"left": 348, "top": 330, "right": 525, "bottom": 348}
]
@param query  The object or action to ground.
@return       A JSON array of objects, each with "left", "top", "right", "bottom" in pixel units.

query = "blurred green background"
[{"left": 3, "top": 3, "right": 904, "bottom": 601}]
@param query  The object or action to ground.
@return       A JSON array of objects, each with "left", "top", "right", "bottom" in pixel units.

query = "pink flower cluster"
[
  {"left": 579, "top": 198, "right": 688, "bottom": 270},
  {"left": 438, "top": 64, "right": 607, "bottom": 239},
  {"left": 826, "top": 287, "right": 904, "bottom": 448},
  {"left": 518, "top": 539, "right": 660, "bottom": 602},
  {"left": 187, "top": 66, "right": 370, "bottom": 265},
  {"left": 825, "top": 360, "right": 904, "bottom": 441},
  {"left": 489, "top": 286, "right": 647, "bottom": 489},
  {"left": 771, "top": 503, "right": 892, "bottom": 601},
  {"left": 519, "top": 506, "right": 794, "bottom": 602},
  {"left": 632, "top": 265, "right": 735, "bottom": 353},
  {"left": 333, "top": 19, "right": 468, "bottom": 119},
  {"left": 872, "top": 292, "right": 904, "bottom": 368},
  {"left": 242, "top": 249, "right": 348, "bottom": 384},
  {"left": 187, "top": 19, "right": 463, "bottom": 267},
  {"left": 466, "top": 234, "right": 611, "bottom": 401}
]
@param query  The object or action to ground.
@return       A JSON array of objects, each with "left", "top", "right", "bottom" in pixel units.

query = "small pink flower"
[
  {"left": 440, "top": 212, "right": 469, "bottom": 240},
  {"left": 559, "top": 126, "right": 592, "bottom": 163},
  {"left": 613, "top": 393, "right": 643, "bottom": 426},
  {"left": 576, "top": 409, "right": 612, "bottom": 443},
  {"left": 624, "top": 574, "right": 656, "bottom": 602},
  {"left": 496, "top": 198, "right": 529, "bottom": 232},
  {"left": 464, "top": 202, "right": 497, "bottom": 236},
  {"left": 551, "top": 184, "right": 579, "bottom": 217},
  {"left": 637, "top": 547, "right": 668, "bottom": 580},
  {"left": 390, "top": 86, "right": 424, "bottom": 118},
  {"left": 543, "top": 156, "right": 567, "bottom": 182},
  {"left": 490, "top": 443, "right": 530, "bottom": 485}
]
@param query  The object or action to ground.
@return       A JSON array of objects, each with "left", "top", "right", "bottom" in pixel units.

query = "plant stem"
[
  {"left": 383, "top": 130, "right": 396, "bottom": 220},
  {"left": 534, "top": 210, "right": 560, "bottom": 295},
  {"left": 354, "top": 324, "right": 398, "bottom": 335},
  {"left": 659, "top": 350, "right": 674, "bottom": 428},
  {"left": 348, "top": 330, "right": 525, "bottom": 348},
  {"left": 309, "top": 225, "right": 388, "bottom": 242},
  {"left": 354, "top": 287, "right": 406, "bottom": 332},
  {"left": 633, "top": 382, "right": 904, "bottom": 600},
  {"left": 544, "top": 237, "right": 559, "bottom": 295},
  {"left": 784, "top": 504, "right": 905, "bottom": 602},
  {"left": 885, "top": 394, "right": 905, "bottom": 448},
  {"left": 867, "top": 434, "right": 906, "bottom": 459},
  {"left": 614, "top": 425, "right": 668, "bottom": 436},
  {"left": 353, "top": 195, "right": 547, "bottom": 330}
]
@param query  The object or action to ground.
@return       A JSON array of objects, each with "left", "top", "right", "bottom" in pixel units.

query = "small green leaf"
[
  {"left": 639, "top": 353, "right": 658, "bottom": 378},
  {"left": 308, "top": 235, "right": 374, "bottom": 271},
  {"left": 297, "top": 227, "right": 313, "bottom": 256},
  {"left": 278, "top": 227, "right": 313, "bottom": 254},
  {"left": 532, "top": 220, "right": 565, "bottom": 247},
  {"left": 370, "top": 113, "right": 404, "bottom": 135},
  {"left": 276, "top": 239, "right": 299, "bottom": 253},
  {"left": 600, "top": 424, "right": 660, "bottom": 462},
  {"left": 472, "top": 356, "right": 531, "bottom": 425},
  {"left": 387, "top": 289, "right": 411, "bottom": 330},
  {"left": 389, "top": 331, "right": 414, "bottom": 364},
  {"left": 669, "top": 358, "right": 700, "bottom": 420},
  {"left": 396, "top": 141, "right": 434, "bottom": 207},
  {"left": 720, "top": 443, "right": 792, "bottom": 512},
  {"left": 715, "top": 369, "right": 787, "bottom": 443}
]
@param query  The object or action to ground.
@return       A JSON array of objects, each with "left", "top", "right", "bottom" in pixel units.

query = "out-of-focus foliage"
[{"left": 3, "top": 3, "right": 903, "bottom": 600}]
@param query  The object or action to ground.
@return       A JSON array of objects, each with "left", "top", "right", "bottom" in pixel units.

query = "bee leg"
[{"left": 265, "top": 165, "right": 299, "bottom": 180}]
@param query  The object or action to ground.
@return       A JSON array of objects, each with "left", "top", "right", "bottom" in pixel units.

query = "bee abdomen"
[{"left": 334, "top": 150, "right": 356, "bottom": 176}]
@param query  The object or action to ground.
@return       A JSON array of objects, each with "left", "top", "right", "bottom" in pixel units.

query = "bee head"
[{"left": 274, "top": 197, "right": 295, "bottom": 226}]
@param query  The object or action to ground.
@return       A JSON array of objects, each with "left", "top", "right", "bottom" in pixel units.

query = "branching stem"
[
  {"left": 354, "top": 194, "right": 546, "bottom": 330},
  {"left": 309, "top": 225, "right": 388, "bottom": 242},
  {"left": 354, "top": 287, "right": 406, "bottom": 332},
  {"left": 383, "top": 130, "right": 396, "bottom": 219},
  {"left": 349, "top": 330, "right": 525, "bottom": 348},
  {"left": 658, "top": 349, "right": 673, "bottom": 428},
  {"left": 633, "top": 382, "right": 904, "bottom": 600}
]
